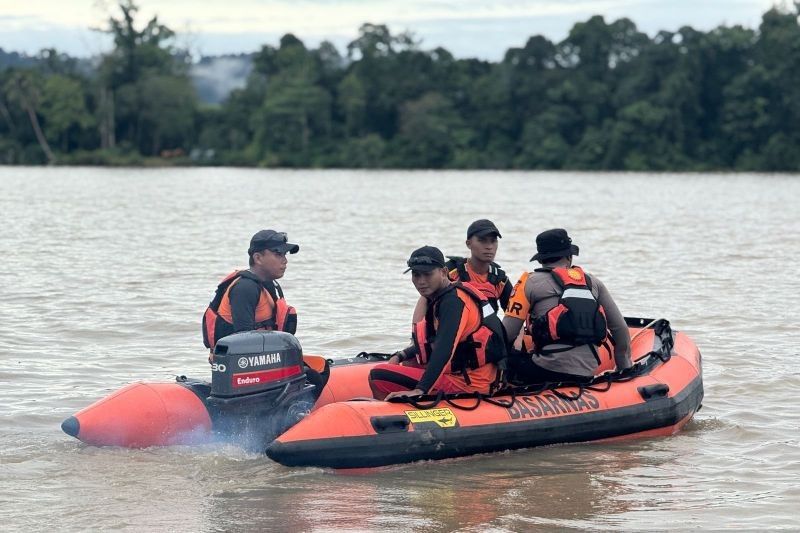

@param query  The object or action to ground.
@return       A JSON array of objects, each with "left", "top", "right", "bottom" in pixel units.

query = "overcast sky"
[{"left": 0, "top": 0, "right": 782, "bottom": 60}]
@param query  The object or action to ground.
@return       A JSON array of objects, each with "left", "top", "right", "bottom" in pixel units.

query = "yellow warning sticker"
[{"left": 405, "top": 408, "right": 458, "bottom": 428}]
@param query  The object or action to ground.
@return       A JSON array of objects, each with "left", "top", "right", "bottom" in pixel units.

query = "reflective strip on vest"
[{"left": 561, "top": 288, "right": 595, "bottom": 300}]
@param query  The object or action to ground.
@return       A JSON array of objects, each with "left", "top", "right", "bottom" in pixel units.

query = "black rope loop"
[
  {"left": 552, "top": 383, "right": 586, "bottom": 402},
  {"left": 444, "top": 392, "right": 483, "bottom": 411},
  {"left": 586, "top": 374, "right": 613, "bottom": 392},
  {"left": 388, "top": 390, "right": 446, "bottom": 410},
  {"left": 373, "top": 318, "right": 677, "bottom": 412},
  {"left": 483, "top": 387, "right": 516, "bottom": 408},
  {"left": 356, "top": 351, "right": 393, "bottom": 361}
]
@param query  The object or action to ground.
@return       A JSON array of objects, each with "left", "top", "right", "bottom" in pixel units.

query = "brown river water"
[{"left": 0, "top": 168, "right": 798, "bottom": 531}]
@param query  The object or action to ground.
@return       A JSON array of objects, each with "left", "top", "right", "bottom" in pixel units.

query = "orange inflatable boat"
[
  {"left": 60, "top": 331, "right": 379, "bottom": 450},
  {"left": 266, "top": 318, "right": 703, "bottom": 468},
  {"left": 63, "top": 318, "right": 703, "bottom": 469}
]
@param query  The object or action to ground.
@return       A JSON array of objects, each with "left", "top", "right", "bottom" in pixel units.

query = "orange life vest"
[
  {"left": 526, "top": 266, "right": 614, "bottom": 372},
  {"left": 202, "top": 270, "right": 297, "bottom": 349},
  {"left": 412, "top": 282, "right": 507, "bottom": 381},
  {"left": 446, "top": 256, "right": 507, "bottom": 311}
]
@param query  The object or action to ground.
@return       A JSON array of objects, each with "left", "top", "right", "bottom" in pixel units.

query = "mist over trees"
[{"left": 1, "top": 0, "right": 799, "bottom": 170}]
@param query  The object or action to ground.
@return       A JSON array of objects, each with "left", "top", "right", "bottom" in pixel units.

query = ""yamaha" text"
[{"left": 238, "top": 352, "right": 282, "bottom": 369}]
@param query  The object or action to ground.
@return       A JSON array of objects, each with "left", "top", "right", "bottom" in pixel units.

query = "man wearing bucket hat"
[
  {"left": 502, "top": 229, "right": 631, "bottom": 384},
  {"left": 202, "top": 229, "right": 300, "bottom": 351},
  {"left": 368, "top": 246, "right": 507, "bottom": 400}
]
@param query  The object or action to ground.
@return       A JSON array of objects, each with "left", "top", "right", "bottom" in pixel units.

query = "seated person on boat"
[
  {"left": 502, "top": 229, "right": 631, "bottom": 385},
  {"left": 202, "top": 229, "right": 300, "bottom": 352},
  {"left": 444, "top": 218, "right": 512, "bottom": 314},
  {"left": 409, "top": 219, "right": 510, "bottom": 325},
  {"left": 369, "top": 246, "right": 508, "bottom": 400}
]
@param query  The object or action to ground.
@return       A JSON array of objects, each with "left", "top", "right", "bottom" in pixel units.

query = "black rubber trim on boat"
[{"left": 266, "top": 375, "right": 704, "bottom": 469}]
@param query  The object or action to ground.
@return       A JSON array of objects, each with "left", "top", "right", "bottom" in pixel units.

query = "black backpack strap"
[
  {"left": 272, "top": 280, "right": 285, "bottom": 300},
  {"left": 260, "top": 278, "right": 283, "bottom": 302},
  {"left": 588, "top": 343, "right": 602, "bottom": 364},
  {"left": 430, "top": 282, "right": 458, "bottom": 306},
  {"left": 426, "top": 285, "right": 458, "bottom": 343},
  {"left": 209, "top": 270, "right": 244, "bottom": 310},
  {"left": 545, "top": 268, "right": 565, "bottom": 290},
  {"left": 451, "top": 282, "right": 488, "bottom": 319},
  {"left": 488, "top": 262, "right": 507, "bottom": 285},
  {"left": 424, "top": 298, "right": 437, "bottom": 339},
  {"left": 445, "top": 256, "right": 470, "bottom": 282},
  {"left": 237, "top": 270, "right": 261, "bottom": 282},
  {"left": 538, "top": 344, "right": 576, "bottom": 355},
  {"left": 455, "top": 283, "right": 510, "bottom": 367}
]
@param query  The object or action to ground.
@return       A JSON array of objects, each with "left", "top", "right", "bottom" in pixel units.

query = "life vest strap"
[{"left": 536, "top": 344, "right": 576, "bottom": 355}]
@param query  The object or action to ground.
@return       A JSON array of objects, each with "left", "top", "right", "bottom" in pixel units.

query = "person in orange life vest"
[
  {"left": 407, "top": 219, "right": 510, "bottom": 327},
  {"left": 202, "top": 229, "right": 299, "bottom": 354},
  {"left": 368, "top": 246, "right": 507, "bottom": 401},
  {"left": 444, "top": 219, "right": 512, "bottom": 313},
  {"left": 502, "top": 229, "right": 631, "bottom": 385}
]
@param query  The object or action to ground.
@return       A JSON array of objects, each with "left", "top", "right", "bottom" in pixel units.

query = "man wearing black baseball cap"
[
  {"left": 445, "top": 219, "right": 511, "bottom": 313},
  {"left": 247, "top": 229, "right": 300, "bottom": 257},
  {"left": 201, "top": 229, "right": 300, "bottom": 351},
  {"left": 502, "top": 228, "right": 631, "bottom": 384},
  {"left": 368, "top": 246, "right": 506, "bottom": 400}
]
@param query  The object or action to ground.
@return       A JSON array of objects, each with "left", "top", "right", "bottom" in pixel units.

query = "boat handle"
[
  {"left": 638, "top": 383, "right": 670, "bottom": 400},
  {"left": 371, "top": 415, "right": 410, "bottom": 434}
]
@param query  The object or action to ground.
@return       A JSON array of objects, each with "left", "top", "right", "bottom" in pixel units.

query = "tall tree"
[
  {"left": 4, "top": 70, "right": 55, "bottom": 163},
  {"left": 97, "top": 0, "right": 195, "bottom": 154},
  {"left": 40, "top": 75, "right": 92, "bottom": 151}
]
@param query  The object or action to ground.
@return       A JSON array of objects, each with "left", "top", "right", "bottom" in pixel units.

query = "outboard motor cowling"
[
  {"left": 206, "top": 331, "right": 315, "bottom": 450},
  {"left": 211, "top": 330, "right": 305, "bottom": 397}
]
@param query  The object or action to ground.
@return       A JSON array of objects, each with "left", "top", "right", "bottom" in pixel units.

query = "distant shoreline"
[
  {"left": 2, "top": 161, "right": 797, "bottom": 174},
  {"left": 3, "top": 4, "right": 799, "bottom": 172}
]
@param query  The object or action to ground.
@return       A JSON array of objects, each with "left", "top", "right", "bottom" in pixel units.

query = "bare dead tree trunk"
[
  {"left": 99, "top": 87, "right": 116, "bottom": 150},
  {"left": 99, "top": 88, "right": 108, "bottom": 149},
  {"left": 108, "top": 89, "right": 115, "bottom": 148},
  {"left": 23, "top": 102, "right": 56, "bottom": 164}
]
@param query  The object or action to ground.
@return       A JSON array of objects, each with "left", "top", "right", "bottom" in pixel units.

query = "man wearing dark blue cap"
[
  {"left": 202, "top": 229, "right": 300, "bottom": 350},
  {"left": 444, "top": 219, "right": 512, "bottom": 313},
  {"left": 502, "top": 229, "right": 631, "bottom": 384}
]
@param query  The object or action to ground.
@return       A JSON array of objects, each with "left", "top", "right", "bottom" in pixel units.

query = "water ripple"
[{"left": 1, "top": 168, "right": 799, "bottom": 530}]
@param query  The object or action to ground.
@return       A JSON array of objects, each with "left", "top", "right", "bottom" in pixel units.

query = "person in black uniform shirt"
[
  {"left": 226, "top": 230, "right": 299, "bottom": 333},
  {"left": 202, "top": 229, "right": 299, "bottom": 351}
]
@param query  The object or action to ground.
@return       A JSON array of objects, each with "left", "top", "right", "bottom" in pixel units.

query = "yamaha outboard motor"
[{"left": 206, "top": 330, "right": 315, "bottom": 451}]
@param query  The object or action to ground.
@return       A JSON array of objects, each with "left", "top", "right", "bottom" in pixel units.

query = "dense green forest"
[{"left": 1, "top": 1, "right": 799, "bottom": 170}]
